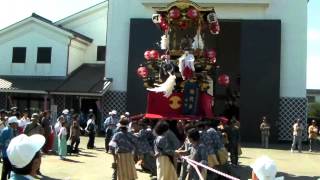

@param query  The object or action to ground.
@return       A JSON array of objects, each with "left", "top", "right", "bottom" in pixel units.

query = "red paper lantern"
[
  {"left": 144, "top": 51, "right": 151, "bottom": 60},
  {"left": 137, "top": 66, "right": 149, "bottom": 78},
  {"left": 218, "top": 74, "right": 230, "bottom": 87},
  {"left": 150, "top": 50, "right": 159, "bottom": 60},
  {"left": 187, "top": 7, "right": 198, "bottom": 19},
  {"left": 169, "top": 7, "right": 181, "bottom": 19},
  {"left": 210, "top": 22, "right": 220, "bottom": 34},
  {"left": 206, "top": 49, "right": 216, "bottom": 59},
  {"left": 178, "top": 21, "right": 188, "bottom": 30},
  {"left": 160, "top": 22, "right": 169, "bottom": 31}
]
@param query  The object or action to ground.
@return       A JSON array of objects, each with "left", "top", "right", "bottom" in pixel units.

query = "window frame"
[
  {"left": 96, "top": 46, "right": 106, "bottom": 61},
  {"left": 12, "top": 47, "right": 27, "bottom": 63},
  {"left": 37, "top": 47, "right": 52, "bottom": 64}
]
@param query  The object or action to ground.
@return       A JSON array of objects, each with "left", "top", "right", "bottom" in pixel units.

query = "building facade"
[
  {"left": 105, "top": 0, "right": 308, "bottom": 141},
  {"left": 0, "top": 1, "right": 109, "bottom": 130}
]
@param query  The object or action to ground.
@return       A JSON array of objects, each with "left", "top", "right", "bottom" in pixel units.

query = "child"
[
  {"left": 176, "top": 128, "right": 208, "bottom": 180},
  {"left": 58, "top": 122, "right": 67, "bottom": 160}
]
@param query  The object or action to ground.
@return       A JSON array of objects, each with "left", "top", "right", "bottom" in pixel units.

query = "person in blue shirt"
[
  {"left": 110, "top": 117, "right": 140, "bottom": 180},
  {"left": 104, "top": 110, "right": 118, "bottom": 152},
  {"left": 154, "top": 121, "right": 178, "bottom": 180},
  {"left": 136, "top": 121, "right": 156, "bottom": 177},
  {"left": 176, "top": 128, "right": 208, "bottom": 180},
  {"left": 0, "top": 116, "right": 19, "bottom": 180}
]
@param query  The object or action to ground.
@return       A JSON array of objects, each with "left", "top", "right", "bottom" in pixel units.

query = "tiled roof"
[
  {"left": 31, "top": 13, "right": 93, "bottom": 43},
  {"left": 0, "top": 64, "right": 110, "bottom": 96},
  {"left": 0, "top": 76, "right": 64, "bottom": 92},
  {"left": 54, "top": 64, "right": 108, "bottom": 94}
]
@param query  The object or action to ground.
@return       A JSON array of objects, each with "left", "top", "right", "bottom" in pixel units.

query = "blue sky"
[{"left": 0, "top": 0, "right": 318, "bottom": 89}]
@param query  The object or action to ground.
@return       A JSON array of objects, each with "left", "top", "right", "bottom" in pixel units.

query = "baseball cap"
[
  {"left": 7, "top": 134, "right": 45, "bottom": 168},
  {"left": 111, "top": 110, "right": 117, "bottom": 115},
  {"left": 8, "top": 116, "right": 19, "bottom": 124},
  {"left": 251, "top": 156, "right": 277, "bottom": 180},
  {"left": 62, "top": 109, "right": 69, "bottom": 115},
  {"left": 31, "top": 113, "right": 39, "bottom": 121}
]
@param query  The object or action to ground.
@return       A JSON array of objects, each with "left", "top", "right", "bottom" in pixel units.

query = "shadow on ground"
[{"left": 61, "top": 158, "right": 83, "bottom": 163}]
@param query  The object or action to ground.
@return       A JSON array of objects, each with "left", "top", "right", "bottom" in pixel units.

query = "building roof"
[
  {"left": 0, "top": 64, "right": 110, "bottom": 96},
  {"left": 0, "top": 13, "right": 93, "bottom": 43},
  {"left": 307, "top": 89, "right": 320, "bottom": 95},
  {"left": 53, "top": 64, "right": 110, "bottom": 96},
  {"left": 0, "top": 77, "right": 65, "bottom": 94},
  {"left": 55, "top": 1, "right": 108, "bottom": 26}
]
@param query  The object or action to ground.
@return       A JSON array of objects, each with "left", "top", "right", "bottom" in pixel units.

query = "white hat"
[
  {"left": 62, "top": 109, "right": 69, "bottom": 115},
  {"left": 8, "top": 116, "right": 18, "bottom": 124},
  {"left": 111, "top": 110, "right": 117, "bottom": 115},
  {"left": 89, "top": 109, "right": 93, "bottom": 112},
  {"left": 125, "top": 112, "right": 130, "bottom": 116},
  {"left": 251, "top": 156, "right": 277, "bottom": 180},
  {"left": 7, "top": 134, "right": 45, "bottom": 168},
  {"left": 108, "top": 112, "right": 112, "bottom": 115}
]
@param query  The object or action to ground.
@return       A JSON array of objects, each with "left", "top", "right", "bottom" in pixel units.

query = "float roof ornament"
[{"left": 153, "top": 0, "right": 214, "bottom": 12}]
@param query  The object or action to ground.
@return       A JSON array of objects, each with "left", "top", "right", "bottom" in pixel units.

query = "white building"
[
  {"left": 105, "top": 0, "right": 308, "bottom": 141},
  {"left": 0, "top": 1, "right": 109, "bottom": 129}
]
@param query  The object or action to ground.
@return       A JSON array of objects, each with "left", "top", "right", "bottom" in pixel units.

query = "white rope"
[
  {"left": 182, "top": 156, "right": 240, "bottom": 180},
  {"left": 185, "top": 158, "right": 204, "bottom": 180}
]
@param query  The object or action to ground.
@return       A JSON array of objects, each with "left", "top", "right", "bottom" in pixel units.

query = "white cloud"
[{"left": 307, "top": 56, "right": 320, "bottom": 89}]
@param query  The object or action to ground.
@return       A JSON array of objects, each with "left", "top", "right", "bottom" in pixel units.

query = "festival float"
[{"left": 136, "top": 0, "right": 230, "bottom": 120}]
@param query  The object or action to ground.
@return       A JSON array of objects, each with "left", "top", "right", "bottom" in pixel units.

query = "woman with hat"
[
  {"left": 6, "top": 134, "right": 45, "bottom": 180},
  {"left": 250, "top": 156, "right": 284, "bottom": 180},
  {"left": 109, "top": 117, "right": 140, "bottom": 180}
]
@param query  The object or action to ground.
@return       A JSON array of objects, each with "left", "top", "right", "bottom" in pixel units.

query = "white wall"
[
  {"left": 57, "top": 5, "right": 107, "bottom": 65},
  {"left": 0, "top": 22, "right": 70, "bottom": 77},
  {"left": 68, "top": 39, "right": 87, "bottom": 74},
  {"left": 106, "top": 0, "right": 154, "bottom": 91},
  {"left": 106, "top": 0, "right": 307, "bottom": 98}
]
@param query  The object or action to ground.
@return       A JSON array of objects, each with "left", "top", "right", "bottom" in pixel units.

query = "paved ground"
[{"left": 0, "top": 136, "right": 319, "bottom": 180}]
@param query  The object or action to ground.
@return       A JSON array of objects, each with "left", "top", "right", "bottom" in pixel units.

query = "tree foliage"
[{"left": 308, "top": 102, "right": 320, "bottom": 117}]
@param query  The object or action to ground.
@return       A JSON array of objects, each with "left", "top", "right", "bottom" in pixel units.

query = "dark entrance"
[
  {"left": 127, "top": 19, "right": 281, "bottom": 142},
  {"left": 80, "top": 98, "right": 101, "bottom": 130}
]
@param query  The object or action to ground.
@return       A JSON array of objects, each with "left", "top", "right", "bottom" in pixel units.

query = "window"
[
  {"left": 37, "top": 47, "right": 52, "bottom": 63},
  {"left": 12, "top": 47, "right": 26, "bottom": 63},
  {"left": 97, "top": 46, "right": 106, "bottom": 61}
]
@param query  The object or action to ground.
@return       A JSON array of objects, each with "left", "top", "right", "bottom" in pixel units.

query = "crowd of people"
[
  {"left": 102, "top": 111, "right": 242, "bottom": 180},
  {"left": 1, "top": 106, "right": 319, "bottom": 180},
  {"left": 0, "top": 107, "right": 96, "bottom": 179},
  {"left": 259, "top": 117, "right": 319, "bottom": 152}
]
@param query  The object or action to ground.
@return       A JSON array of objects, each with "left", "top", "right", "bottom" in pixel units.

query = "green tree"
[{"left": 308, "top": 102, "right": 320, "bottom": 117}]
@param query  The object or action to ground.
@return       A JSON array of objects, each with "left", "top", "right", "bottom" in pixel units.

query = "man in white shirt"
[{"left": 291, "top": 119, "right": 304, "bottom": 153}]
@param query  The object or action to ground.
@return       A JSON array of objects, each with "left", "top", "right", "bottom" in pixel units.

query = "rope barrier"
[{"left": 181, "top": 156, "right": 240, "bottom": 180}]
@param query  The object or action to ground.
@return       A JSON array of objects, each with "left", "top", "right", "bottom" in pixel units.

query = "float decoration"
[{"left": 136, "top": 0, "right": 230, "bottom": 120}]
